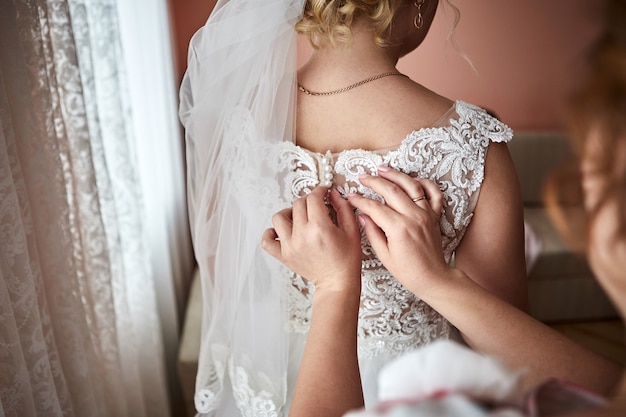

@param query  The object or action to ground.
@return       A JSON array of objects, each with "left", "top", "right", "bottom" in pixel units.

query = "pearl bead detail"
[{"left": 320, "top": 151, "right": 334, "bottom": 187}]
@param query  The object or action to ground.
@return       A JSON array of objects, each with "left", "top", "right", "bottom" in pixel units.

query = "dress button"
[{"left": 320, "top": 151, "right": 334, "bottom": 186}]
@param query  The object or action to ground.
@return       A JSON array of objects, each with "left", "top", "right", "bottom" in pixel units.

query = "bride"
[{"left": 179, "top": 0, "right": 528, "bottom": 415}]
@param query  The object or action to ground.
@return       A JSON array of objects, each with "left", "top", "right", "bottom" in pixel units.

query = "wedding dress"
[
  {"left": 178, "top": 0, "right": 513, "bottom": 415},
  {"left": 278, "top": 100, "right": 513, "bottom": 406}
]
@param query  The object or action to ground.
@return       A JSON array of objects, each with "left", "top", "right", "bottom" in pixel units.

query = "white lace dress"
[{"left": 278, "top": 100, "right": 513, "bottom": 408}]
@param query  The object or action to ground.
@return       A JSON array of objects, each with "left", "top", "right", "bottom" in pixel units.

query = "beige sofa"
[
  {"left": 177, "top": 131, "right": 618, "bottom": 414},
  {"left": 509, "top": 131, "right": 617, "bottom": 322}
]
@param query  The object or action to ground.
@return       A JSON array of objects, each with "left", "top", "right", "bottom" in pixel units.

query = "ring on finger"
[{"left": 411, "top": 195, "right": 428, "bottom": 203}]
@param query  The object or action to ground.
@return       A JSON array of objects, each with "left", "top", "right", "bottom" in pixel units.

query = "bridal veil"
[{"left": 179, "top": 0, "right": 305, "bottom": 414}]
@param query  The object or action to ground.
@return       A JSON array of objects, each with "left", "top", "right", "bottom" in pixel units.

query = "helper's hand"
[
  {"left": 347, "top": 166, "right": 450, "bottom": 294},
  {"left": 262, "top": 186, "right": 362, "bottom": 294}
]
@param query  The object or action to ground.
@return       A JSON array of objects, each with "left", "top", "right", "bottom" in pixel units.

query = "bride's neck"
[{"left": 298, "top": 19, "right": 400, "bottom": 85}]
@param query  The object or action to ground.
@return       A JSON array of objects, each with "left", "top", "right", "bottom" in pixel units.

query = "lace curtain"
[{"left": 0, "top": 0, "right": 178, "bottom": 416}]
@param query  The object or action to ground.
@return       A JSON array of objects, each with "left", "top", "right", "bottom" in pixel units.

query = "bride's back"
[{"left": 295, "top": 73, "right": 453, "bottom": 154}]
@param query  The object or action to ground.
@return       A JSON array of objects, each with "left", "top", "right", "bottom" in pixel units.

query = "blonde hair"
[
  {"left": 296, "top": 0, "right": 461, "bottom": 49},
  {"left": 296, "top": 0, "right": 400, "bottom": 48}
]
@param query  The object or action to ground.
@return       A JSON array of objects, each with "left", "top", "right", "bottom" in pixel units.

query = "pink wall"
[
  {"left": 399, "top": 0, "right": 605, "bottom": 130},
  {"left": 169, "top": 0, "right": 217, "bottom": 82},
  {"left": 172, "top": 0, "right": 605, "bottom": 131}
]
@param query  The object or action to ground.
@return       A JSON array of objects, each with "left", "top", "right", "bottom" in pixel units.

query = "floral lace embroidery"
[
  {"left": 195, "top": 389, "right": 219, "bottom": 414},
  {"left": 195, "top": 355, "right": 283, "bottom": 416},
  {"left": 280, "top": 101, "right": 513, "bottom": 359},
  {"left": 229, "top": 358, "right": 281, "bottom": 417},
  {"left": 357, "top": 270, "right": 451, "bottom": 358},
  {"left": 287, "top": 271, "right": 315, "bottom": 333},
  {"left": 224, "top": 107, "right": 288, "bottom": 218}
]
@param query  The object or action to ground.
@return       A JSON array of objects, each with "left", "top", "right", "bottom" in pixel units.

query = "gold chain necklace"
[{"left": 297, "top": 71, "right": 407, "bottom": 96}]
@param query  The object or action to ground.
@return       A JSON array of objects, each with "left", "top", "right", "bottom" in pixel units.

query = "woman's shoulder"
[
  {"left": 409, "top": 83, "right": 511, "bottom": 138},
  {"left": 396, "top": 84, "right": 512, "bottom": 144},
  {"left": 444, "top": 100, "right": 514, "bottom": 144}
]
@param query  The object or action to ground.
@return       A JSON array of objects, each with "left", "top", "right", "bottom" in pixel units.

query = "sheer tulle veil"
[{"left": 178, "top": 0, "right": 305, "bottom": 414}]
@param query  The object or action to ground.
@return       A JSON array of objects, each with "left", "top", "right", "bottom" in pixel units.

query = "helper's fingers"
[
  {"left": 260, "top": 227, "right": 282, "bottom": 260},
  {"left": 359, "top": 168, "right": 426, "bottom": 215},
  {"left": 291, "top": 195, "right": 307, "bottom": 226},
  {"left": 305, "top": 185, "right": 331, "bottom": 222},
  {"left": 363, "top": 168, "right": 444, "bottom": 216},
  {"left": 271, "top": 208, "right": 293, "bottom": 240},
  {"left": 328, "top": 188, "right": 359, "bottom": 235},
  {"left": 348, "top": 192, "right": 400, "bottom": 235},
  {"left": 418, "top": 178, "right": 444, "bottom": 218},
  {"left": 357, "top": 213, "right": 389, "bottom": 257}
]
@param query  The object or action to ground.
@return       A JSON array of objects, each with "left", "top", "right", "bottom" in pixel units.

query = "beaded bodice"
[{"left": 276, "top": 100, "right": 513, "bottom": 359}]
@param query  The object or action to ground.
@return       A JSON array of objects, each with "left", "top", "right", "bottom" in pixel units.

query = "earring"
[{"left": 413, "top": 0, "right": 425, "bottom": 29}]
